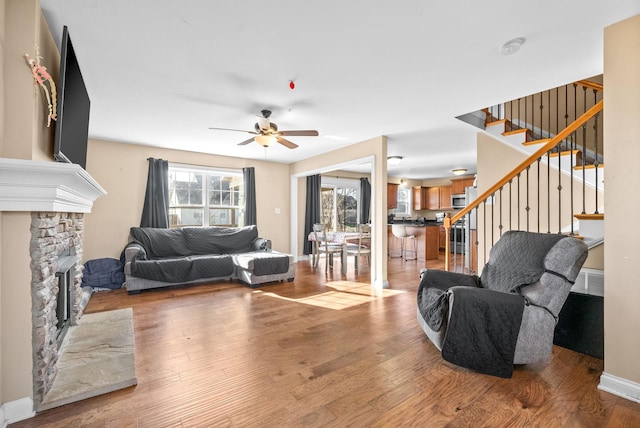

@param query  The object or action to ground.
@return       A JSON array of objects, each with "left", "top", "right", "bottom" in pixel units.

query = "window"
[
  {"left": 321, "top": 177, "right": 360, "bottom": 232},
  {"left": 168, "top": 165, "right": 244, "bottom": 228},
  {"left": 395, "top": 187, "right": 411, "bottom": 218}
]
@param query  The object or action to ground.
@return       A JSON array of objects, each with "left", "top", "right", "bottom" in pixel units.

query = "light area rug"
[{"left": 39, "top": 308, "right": 137, "bottom": 411}]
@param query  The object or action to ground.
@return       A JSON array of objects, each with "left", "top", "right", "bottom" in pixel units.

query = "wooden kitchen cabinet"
[
  {"left": 412, "top": 186, "right": 427, "bottom": 210},
  {"left": 451, "top": 177, "right": 475, "bottom": 194},
  {"left": 426, "top": 187, "right": 440, "bottom": 210},
  {"left": 426, "top": 186, "right": 452, "bottom": 210},
  {"left": 439, "top": 186, "right": 452, "bottom": 209},
  {"left": 387, "top": 183, "right": 398, "bottom": 209},
  {"left": 425, "top": 226, "right": 440, "bottom": 260}
]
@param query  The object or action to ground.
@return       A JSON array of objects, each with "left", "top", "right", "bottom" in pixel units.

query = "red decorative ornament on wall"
[{"left": 289, "top": 81, "right": 295, "bottom": 90}]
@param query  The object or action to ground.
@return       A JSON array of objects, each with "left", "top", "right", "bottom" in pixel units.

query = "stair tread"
[
  {"left": 563, "top": 233, "right": 584, "bottom": 240},
  {"left": 573, "top": 163, "right": 604, "bottom": 169},
  {"left": 574, "top": 213, "right": 604, "bottom": 220},
  {"left": 549, "top": 149, "right": 580, "bottom": 157},
  {"left": 522, "top": 138, "right": 552, "bottom": 147},
  {"left": 502, "top": 128, "right": 528, "bottom": 137}
]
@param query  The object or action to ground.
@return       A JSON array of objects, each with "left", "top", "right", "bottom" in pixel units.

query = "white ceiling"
[{"left": 39, "top": 1, "right": 640, "bottom": 179}]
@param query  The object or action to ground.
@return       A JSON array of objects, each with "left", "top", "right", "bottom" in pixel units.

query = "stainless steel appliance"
[
  {"left": 451, "top": 194, "right": 466, "bottom": 209},
  {"left": 450, "top": 221, "right": 465, "bottom": 254}
]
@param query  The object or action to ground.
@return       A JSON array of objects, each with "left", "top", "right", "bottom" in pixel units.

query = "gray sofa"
[{"left": 123, "top": 225, "right": 294, "bottom": 293}]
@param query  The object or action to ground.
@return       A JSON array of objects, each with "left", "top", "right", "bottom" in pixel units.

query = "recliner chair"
[{"left": 416, "top": 230, "right": 588, "bottom": 377}]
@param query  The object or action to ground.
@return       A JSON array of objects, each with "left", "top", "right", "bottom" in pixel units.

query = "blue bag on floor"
[{"left": 81, "top": 258, "right": 125, "bottom": 290}]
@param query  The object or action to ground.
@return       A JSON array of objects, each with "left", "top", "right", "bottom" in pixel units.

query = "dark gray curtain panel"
[
  {"left": 243, "top": 167, "right": 256, "bottom": 226},
  {"left": 303, "top": 174, "right": 322, "bottom": 255},
  {"left": 140, "top": 158, "right": 169, "bottom": 228},
  {"left": 360, "top": 177, "right": 371, "bottom": 224}
]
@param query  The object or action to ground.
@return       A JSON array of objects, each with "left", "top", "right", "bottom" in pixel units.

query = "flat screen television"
[{"left": 53, "top": 25, "right": 90, "bottom": 170}]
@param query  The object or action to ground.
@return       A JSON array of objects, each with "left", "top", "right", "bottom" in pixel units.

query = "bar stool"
[{"left": 391, "top": 224, "right": 417, "bottom": 261}]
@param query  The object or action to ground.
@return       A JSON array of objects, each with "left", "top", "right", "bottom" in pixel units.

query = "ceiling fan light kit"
[
  {"left": 209, "top": 109, "right": 318, "bottom": 150},
  {"left": 255, "top": 135, "right": 275, "bottom": 147}
]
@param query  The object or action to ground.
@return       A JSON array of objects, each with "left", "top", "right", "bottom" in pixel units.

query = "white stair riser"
[
  {"left": 485, "top": 123, "right": 507, "bottom": 138},
  {"left": 501, "top": 132, "right": 528, "bottom": 145},
  {"left": 579, "top": 219, "right": 604, "bottom": 240},
  {"left": 573, "top": 167, "right": 605, "bottom": 190},
  {"left": 550, "top": 153, "right": 580, "bottom": 175}
]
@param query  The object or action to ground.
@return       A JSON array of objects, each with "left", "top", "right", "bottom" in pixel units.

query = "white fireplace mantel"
[{"left": 0, "top": 158, "right": 106, "bottom": 213}]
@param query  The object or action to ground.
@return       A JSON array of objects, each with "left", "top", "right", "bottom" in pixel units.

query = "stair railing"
[
  {"left": 486, "top": 80, "right": 603, "bottom": 164},
  {"left": 445, "top": 99, "right": 603, "bottom": 273}
]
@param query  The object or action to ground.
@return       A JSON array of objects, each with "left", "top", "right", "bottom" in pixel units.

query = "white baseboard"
[
  {"left": 598, "top": 372, "right": 640, "bottom": 403},
  {"left": 374, "top": 279, "right": 389, "bottom": 289},
  {"left": 1, "top": 397, "right": 35, "bottom": 427}
]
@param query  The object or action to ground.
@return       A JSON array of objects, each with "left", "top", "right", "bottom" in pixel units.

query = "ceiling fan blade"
[
  {"left": 277, "top": 136, "right": 298, "bottom": 149},
  {"left": 209, "top": 127, "right": 257, "bottom": 134},
  {"left": 278, "top": 130, "right": 319, "bottom": 137},
  {"left": 237, "top": 137, "right": 256, "bottom": 146}
]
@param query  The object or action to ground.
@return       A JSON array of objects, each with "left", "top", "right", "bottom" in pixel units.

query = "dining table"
[{"left": 307, "top": 231, "right": 362, "bottom": 274}]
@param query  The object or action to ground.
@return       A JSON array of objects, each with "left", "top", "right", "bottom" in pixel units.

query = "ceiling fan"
[{"left": 208, "top": 109, "right": 319, "bottom": 149}]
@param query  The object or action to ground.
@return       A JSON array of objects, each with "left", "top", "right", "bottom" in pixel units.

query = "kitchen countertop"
[{"left": 388, "top": 221, "right": 442, "bottom": 227}]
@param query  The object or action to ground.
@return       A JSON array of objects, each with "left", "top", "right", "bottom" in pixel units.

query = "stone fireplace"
[
  {"left": 0, "top": 158, "right": 106, "bottom": 412},
  {"left": 30, "top": 212, "right": 85, "bottom": 407}
]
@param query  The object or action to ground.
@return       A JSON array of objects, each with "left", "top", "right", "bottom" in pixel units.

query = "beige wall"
[
  {"left": 583, "top": 243, "right": 603, "bottom": 270},
  {"left": 476, "top": 132, "right": 526, "bottom": 268},
  {"left": 0, "top": 214, "right": 32, "bottom": 403},
  {"left": 4, "top": 0, "right": 56, "bottom": 161},
  {"left": 603, "top": 14, "right": 640, "bottom": 385},
  {"left": 84, "top": 138, "right": 292, "bottom": 261},
  {"left": 0, "top": 0, "right": 5, "bottom": 156},
  {"left": 1, "top": 0, "right": 59, "bottom": 403},
  {"left": 0, "top": 0, "right": 5, "bottom": 405}
]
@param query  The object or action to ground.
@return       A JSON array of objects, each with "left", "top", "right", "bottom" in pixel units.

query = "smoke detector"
[{"left": 499, "top": 37, "right": 525, "bottom": 55}]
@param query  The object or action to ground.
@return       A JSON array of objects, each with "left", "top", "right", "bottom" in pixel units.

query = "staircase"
[
  {"left": 452, "top": 79, "right": 605, "bottom": 273},
  {"left": 482, "top": 113, "right": 604, "bottom": 248}
]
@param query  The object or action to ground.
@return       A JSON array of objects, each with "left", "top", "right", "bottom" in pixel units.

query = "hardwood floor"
[{"left": 11, "top": 255, "right": 640, "bottom": 427}]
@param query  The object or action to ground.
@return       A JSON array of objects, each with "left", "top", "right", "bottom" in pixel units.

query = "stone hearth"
[{"left": 39, "top": 308, "right": 137, "bottom": 411}]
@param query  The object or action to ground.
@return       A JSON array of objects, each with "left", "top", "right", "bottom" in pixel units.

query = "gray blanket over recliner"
[{"left": 417, "top": 230, "right": 588, "bottom": 378}]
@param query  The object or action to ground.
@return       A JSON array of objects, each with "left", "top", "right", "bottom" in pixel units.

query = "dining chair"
[
  {"left": 311, "top": 223, "right": 344, "bottom": 272},
  {"left": 347, "top": 224, "right": 372, "bottom": 271}
]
